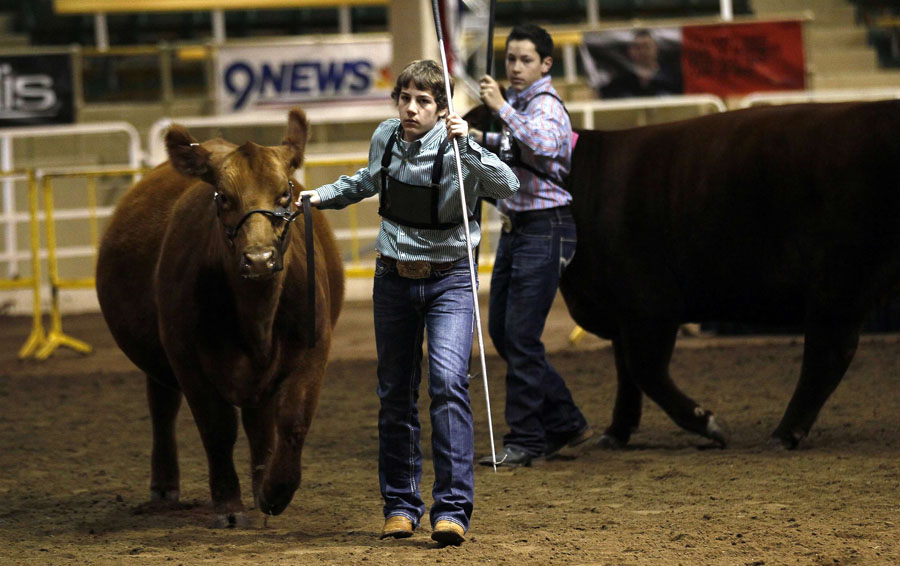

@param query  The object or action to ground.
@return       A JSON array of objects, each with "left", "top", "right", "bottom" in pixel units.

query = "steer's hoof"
[
  {"left": 258, "top": 484, "right": 296, "bottom": 517},
  {"left": 212, "top": 511, "right": 250, "bottom": 529},
  {"left": 770, "top": 428, "right": 804, "bottom": 450},
  {"left": 704, "top": 415, "right": 727, "bottom": 448},
  {"left": 149, "top": 488, "right": 180, "bottom": 502},
  {"left": 596, "top": 433, "right": 626, "bottom": 450}
]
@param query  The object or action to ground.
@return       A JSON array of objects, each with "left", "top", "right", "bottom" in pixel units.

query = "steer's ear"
[
  {"left": 166, "top": 124, "right": 216, "bottom": 186},
  {"left": 281, "top": 107, "right": 310, "bottom": 170}
]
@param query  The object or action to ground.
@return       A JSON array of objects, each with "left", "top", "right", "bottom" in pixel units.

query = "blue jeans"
[
  {"left": 373, "top": 257, "right": 475, "bottom": 532},
  {"left": 488, "top": 206, "right": 587, "bottom": 456}
]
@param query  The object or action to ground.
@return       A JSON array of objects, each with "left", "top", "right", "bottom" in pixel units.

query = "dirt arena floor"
[{"left": 1, "top": 296, "right": 898, "bottom": 566}]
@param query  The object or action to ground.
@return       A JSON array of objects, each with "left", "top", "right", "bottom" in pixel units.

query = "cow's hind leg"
[
  {"left": 147, "top": 375, "right": 182, "bottom": 503},
  {"left": 620, "top": 320, "right": 726, "bottom": 447},
  {"left": 772, "top": 320, "right": 861, "bottom": 449},
  {"left": 598, "top": 339, "right": 643, "bottom": 449}
]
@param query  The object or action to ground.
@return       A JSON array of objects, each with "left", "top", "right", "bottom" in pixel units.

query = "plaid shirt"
[
  {"left": 485, "top": 75, "right": 572, "bottom": 214},
  {"left": 314, "top": 118, "right": 519, "bottom": 263}
]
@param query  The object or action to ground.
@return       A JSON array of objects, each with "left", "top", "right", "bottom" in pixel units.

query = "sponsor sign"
[
  {"left": 216, "top": 39, "right": 393, "bottom": 113},
  {"left": 0, "top": 54, "right": 75, "bottom": 127},
  {"left": 580, "top": 21, "right": 804, "bottom": 99}
]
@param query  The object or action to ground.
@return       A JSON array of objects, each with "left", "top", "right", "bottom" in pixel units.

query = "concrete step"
[
  {"left": 811, "top": 69, "right": 900, "bottom": 89},
  {"left": 0, "top": 10, "right": 27, "bottom": 46},
  {"left": 754, "top": 0, "right": 848, "bottom": 10},
  {"left": 0, "top": 33, "right": 29, "bottom": 47},
  {"left": 806, "top": 25, "right": 869, "bottom": 49},
  {"left": 754, "top": 0, "right": 857, "bottom": 25},
  {"left": 808, "top": 46, "right": 879, "bottom": 72},
  {"left": 0, "top": 13, "right": 15, "bottom": 31},
  {"left": 557, "top": 80, "right": 595, "bottom": 102}
]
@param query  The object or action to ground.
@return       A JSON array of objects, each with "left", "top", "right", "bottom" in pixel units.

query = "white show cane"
[{"left": 431, "top": 0, "right": 500, "bottom": 471}]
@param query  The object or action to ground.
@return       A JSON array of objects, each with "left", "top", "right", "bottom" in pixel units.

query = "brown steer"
[
  {"left": 96, "top": 107, "right": 344, "bottom": 526},
  {"left": 560, "top": 100, "right": 900, "bottom": 450}
]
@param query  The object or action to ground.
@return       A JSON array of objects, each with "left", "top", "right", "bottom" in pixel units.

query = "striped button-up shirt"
[
  {"left": 485, "top": 75, "right": 572, "bottom": 213},
  {"left": 314, "top": 118, "right": 519, "bottom": 263}
]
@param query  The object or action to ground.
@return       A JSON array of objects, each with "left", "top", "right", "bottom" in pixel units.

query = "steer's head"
[{"left": 165, "top": 107, "right": 309, "bottom": 280}]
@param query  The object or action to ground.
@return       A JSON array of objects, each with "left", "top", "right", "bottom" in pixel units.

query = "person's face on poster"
[
  {"left": 505, "top": 39, "right": 551, "bottom": 92},
  {"left": 581, "top": 27, "right": 683, "bottom": 99},
  {"left": 628, "top": 33, "right": 659, "bottom": 71}
]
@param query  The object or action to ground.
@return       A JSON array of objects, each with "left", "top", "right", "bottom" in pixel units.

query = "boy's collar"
[
  {"left": 510, "top": 75, "right": 552, "bottom": 99},
  {"left": 396, "top": 119, "right": 445, "bottom": 148}
]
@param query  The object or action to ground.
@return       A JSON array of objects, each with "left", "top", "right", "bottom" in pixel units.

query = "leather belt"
[
  {"left": 500, "top": 205, "right": 571, "bottom": 233},
  {"left": 377, "top": 253, "right": 461, "bottom": 279}
]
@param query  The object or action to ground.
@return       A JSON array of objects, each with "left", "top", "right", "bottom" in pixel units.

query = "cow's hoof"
[
  {"left": 149, "top": 488, "right": 180, "bottom": 502},
  {"left": 704, "top": 415, "right": 727, "bottom": 448},
  {"left": 770, "top": 429, "right": 803, "bottom": 450},
  {"left": 212, "top": 512, "right": 249, "bottom": 529},
  {"left": 258, "top": 485, "right": 296, "bottom": 516},
  {"left": 596, "top": 433, "right": 626, "bottom": 450}
]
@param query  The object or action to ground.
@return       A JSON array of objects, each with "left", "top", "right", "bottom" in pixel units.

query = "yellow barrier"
[
  {"left": 568, "top": 325, "right": 585, "bottom": 345},
  {"left": 34, "top": 167, "right": 146, "bottom": 360},
  {"left": 304, "top": 156, "right": 372, "bottom": 278},
  {"left": 0, "top": 170, "right": 48, "bottom": 359},
  {"left": 16, "top": 159, "right": 500, "bottom": 359}
]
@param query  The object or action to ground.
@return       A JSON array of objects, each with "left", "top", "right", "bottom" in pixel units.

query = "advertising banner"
[
  {"left": 0, "top": 54, "right": 75, "bottom": 127},
  {"left": 580, "top": 21, "right": 804, "bottom": 100},
  {"left": 216, "top": 39, "right": 393, "bottom": 113}
]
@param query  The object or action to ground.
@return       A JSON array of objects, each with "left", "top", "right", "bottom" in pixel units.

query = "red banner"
[{"left": 681, "top": 21, "right": 805, "bottom": 97}]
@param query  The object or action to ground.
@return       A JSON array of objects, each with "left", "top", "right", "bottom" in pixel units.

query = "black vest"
[{"left": 378, "top": 128, "right": 476, "bottom": 230}]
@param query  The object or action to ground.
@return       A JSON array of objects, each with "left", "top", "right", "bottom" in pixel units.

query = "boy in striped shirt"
[
  {"left": 299, "top": 59, "right": 517, "bottom": 545},
  {"left": 471, "top": 24, "right": 593, "bottom": 468}
]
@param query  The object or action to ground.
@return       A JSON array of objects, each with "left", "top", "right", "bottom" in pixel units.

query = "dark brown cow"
[
  {"left": 96, "top": 108, "right": 344, "bottom": 526},
  {"left": 560, "top": 100, "right": 900, "bottom": 449}
]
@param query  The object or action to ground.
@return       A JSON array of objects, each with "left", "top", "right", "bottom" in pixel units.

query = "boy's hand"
[
  {"left": 445, "top": 113, "right": 469, "bottom": 141},
  {"left": 295, "top": 190, "right": 321, "bottom": 207},
  {"left": 479, "top": 75, "right": 504, "bottom": 112}
]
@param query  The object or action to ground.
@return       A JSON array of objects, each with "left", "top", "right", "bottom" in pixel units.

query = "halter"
[
  {"left": 212, "top": 181, "right": 317, "bottom": 347},
  {"left": 215, "top": 180, "right": 301, "bottom": 249}
]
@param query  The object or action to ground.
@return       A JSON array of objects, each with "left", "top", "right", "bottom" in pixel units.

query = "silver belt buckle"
[{"left": 500, "top": 213, "right": 512, "bottom": 233}]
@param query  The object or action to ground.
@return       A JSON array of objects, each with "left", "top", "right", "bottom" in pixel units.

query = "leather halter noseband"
[
  {"left": 213, "top": 181, "right": 317, "bottom": 348},
  {"left": 215, "top": 180, "right": 301, "bottom": 249}
]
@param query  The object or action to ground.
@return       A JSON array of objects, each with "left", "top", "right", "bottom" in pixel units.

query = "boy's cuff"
[{"left": 313, "top": 186, "right": 335, "bottom": 204}]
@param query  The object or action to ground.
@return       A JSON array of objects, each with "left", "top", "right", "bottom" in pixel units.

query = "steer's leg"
[
  {"left": 181, "top": 380, "right": 247, "bottom": 528},
  {"left": 598, "top": 339, "right": 643, "bottom": 449},
  {"left": 241, "top": 406, "right": 275, "bottom": 511},
  {"left": 619, "top": 319, "right": 726, "bottom": 447},
  {"left": 772, "top": 320, "right": 861, "bottom": 449},
  {"left": 256, "top": 354, "right": 327, "bottom": 517},
  {"left": 146, "top": 374, "right": 182, "bottom": 503}
]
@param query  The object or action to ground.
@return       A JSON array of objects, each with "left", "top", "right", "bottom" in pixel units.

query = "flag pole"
[
  {"left": 431, "top": 0, "right": 499, "bottom": 472},
  {"left": 486, "top": 0, "right": 497, "bottom": 77}
]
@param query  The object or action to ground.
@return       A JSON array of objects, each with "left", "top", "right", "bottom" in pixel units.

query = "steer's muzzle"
[{"left": 240, "top": 245, "right": 282, "bottom": 279}]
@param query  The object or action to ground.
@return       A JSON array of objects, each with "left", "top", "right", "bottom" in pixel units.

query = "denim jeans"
[
  {"left": 488, "top": 206, "right": 588, "bottom": 455},
  {"left": 373, "top": 257, "right": 475, "bottom": 532}
]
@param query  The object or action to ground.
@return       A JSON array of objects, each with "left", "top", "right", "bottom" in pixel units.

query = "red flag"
[{"left": 681, "top": 21, "right": 805, "bottom": 97}]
